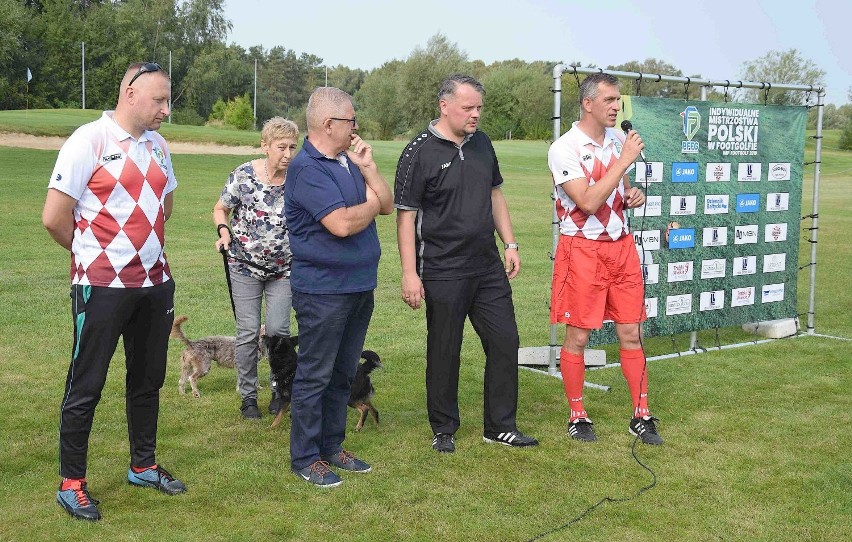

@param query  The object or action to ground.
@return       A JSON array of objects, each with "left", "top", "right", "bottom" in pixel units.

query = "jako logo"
[
  {"left": 441, "top": 162, "right": 452, "bottom": 170},
  {"left": 671, "top": 162, "right": 699, "bottom": 182},
  {"left": 736, "top": 193, "right": 760, "bottom": 213}
]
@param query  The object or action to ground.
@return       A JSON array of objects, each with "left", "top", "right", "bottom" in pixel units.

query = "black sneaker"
[
  {"left": 268, "top": 392, "right": 282, "bottom": 415},
  {"left": 241, "top": 397, "right": 261, "bottom": 419},
  {"left": 321, "top": 450, "right": 372, "bottom": 473},
  {"left": 293, "top": 460, "right": 342, "bottom": 488},
  {"left": 56, "top": 479, "right": 101, "bottom": 521},
  {"left": 629, "top": 416, "right": 664, "bottom": 445},
  {"left": 483, "top": 430, "right": 539, "bottom": 447},
  {"left": 432, "top": 433, "right": 455, "bottom": 453},
  {"left": 567, "top": 419, "right": 598, "bottom": 442}
]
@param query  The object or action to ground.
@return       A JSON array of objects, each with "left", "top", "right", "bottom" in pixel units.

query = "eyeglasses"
[
  {"left": 329, "top": 117, "right": 357, "bottom": 127},
  {"left": 128, "top": 62, "right": 163, "bottom": 86}
]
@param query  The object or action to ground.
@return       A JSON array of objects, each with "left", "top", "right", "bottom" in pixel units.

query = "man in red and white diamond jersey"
[
  {"left": 547, "top": 73, "right": 663, "bottom": 446},
  {"left": 43, "top": 62, "right": 185, "bottom": 522}
]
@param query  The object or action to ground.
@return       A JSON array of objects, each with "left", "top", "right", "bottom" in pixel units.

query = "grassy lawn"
[{"left": 0, "top": 112, "right": 849, "bottom": 541}]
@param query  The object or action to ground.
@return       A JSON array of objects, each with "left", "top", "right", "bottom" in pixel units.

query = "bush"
[
  {"left": 209, "top": 98, "right": 226, "bottom": 122},
  {"left": 172, "top": 107, "right": 205, "bottom": 126},
  {"left": 223, "top": 93, "right": 255, "bottom": 131},
  {"left": 839, "top": 121, "right": 852, "bottom": 150}
]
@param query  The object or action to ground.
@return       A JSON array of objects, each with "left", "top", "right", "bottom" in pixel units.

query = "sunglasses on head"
[{"left": 128, "top": 62, "right": 162, "bottom": 86}]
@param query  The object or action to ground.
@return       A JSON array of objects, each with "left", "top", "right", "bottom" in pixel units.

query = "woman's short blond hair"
[{"left": 261, "top": 117, "right": 299, "bottom": 145}]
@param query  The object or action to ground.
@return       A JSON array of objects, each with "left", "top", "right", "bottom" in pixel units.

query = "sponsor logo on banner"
[
  {"left": 667, "top": 261, "right": 694, "bottom": 282},
  {"left": 670, "top": 195, "right": 697, "bottom": 215},
  {"left": 737, "top": 163, "right": 762, "bottom": 182},
  {"left": 666, "top": 294, "right": 693, "bottom": 315},
  {"left": 763, "top": 253, "right": 786, "bottom": 273},
  {"left": 705, "top": 162, "right": 731, "bottom": 182},
  {"left": 764, "top": 222, "right": 788, "bottom": 242},
  {"left": 681, "top": 106, "right": 701, "bottom": 154},
  {"left": 700, "top": 290, "right": 726, "bottom": 311},
  {"left": 634, "top": 195, "right": 662, "bottom": 217},
  {"left": 645, "top": 297, "right": 658, "bottom": 318},
  {"left": 703, "top": 226, "right": 728, "bottom": 247},
  {"left": 735, "top": 193, "right": 760, "bottom": 213},
  {"left": 733, "top": 255, "right": 757, "bottom": 276},
  {"left": 672, "top": 162, "right": 699, "bottom": 182},
  {"left": 704, "top": 195, "right": 730, "bottom": 214},
  {"left": 641, "top": 264, "right": 660, "bottom": 285},
  {"left": 635, "top": 162, "right": 663, "bottom": 184},
  {"left": 734, "top": 225, "right": 759, "bottom": 244},
  {"left": 701, "top": 258, "right": 726, "bottom": 279},
  {"left": 633, "top": 230, "right": 661, "bottom": 251},
  {"left": 707, "top": 107, "right": 760, "bottom": 156},
  {"left": 761, "top": 283, "right": 785, "bottom": 303},
  {"left": 768, "top": 162, "right": 791, "bottom": 180},
  {"left": 731, "top": 287, "right": 756, "bottom": 307},
  {"left": 668, "top": 228, "right": 695, "bottom": 249},
  {"left": 766, "top": 192, "right": 789, "bottom": 211}
]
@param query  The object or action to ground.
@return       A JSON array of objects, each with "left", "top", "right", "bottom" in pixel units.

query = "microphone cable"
[{"left": 526, "top": 129, "right": 658, "bottom": 542}]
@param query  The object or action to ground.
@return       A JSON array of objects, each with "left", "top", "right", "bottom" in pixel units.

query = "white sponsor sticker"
[
  {"left": 667, "top": 261, "right": 694, "bottom": 283},
  {"left": 761, "top": 283, "right": 785, "bottom": 303},
  {"left": 700, "top": 258, "right": 726, "bottom": 279},
  {"left": 768, "top": 162, "right": 791, "bottom": 180},
  {"left": 737, "top": 162, "right": 762, "bottom": 182},
  {"left": 641, "top": 264, "right": 660, "bottom": 285},
  {"left": 734, "top": 225, "right": 759, "bottom": 245},
  {"left": 702, "top": 226, "right": 728, "bottom": 247},
  {"left": 634, "top": 161, "right": 663, "bottom": 184},
  {"left": 700, "top": 290, "right": 726, "bottom": 311},
  {"left": 731, "top": 287, "right": 755, "bottom": 307},
  {"left": 764, "top": 223, "right": 788, "bottom": 242},
  {"left": 634, "top": 195, "right": 662, "bottom": 217},
  {"left": 705, "top": 162, "right": 731, "bottom": 182},
  {"left": 670, "top": 195, "right": 697, "bottom": 216},
  {"left": 666, "top": 294, "right": 693, "bottom": 315},
  {"left": 704, "top": 195, "right": 730, "bottom": 215},
  {"left": 633, "top": 230, "right": 661, "bottom": 251},
  {"left": 733, "top": 255, "right": 757, "bottom": 276},
  {"left": 763, "top": 253, "right": 787, "bottom": 273},
  {"left": 767, "top": 192, "right": 790, "bottom": 212},
  {"left": 644, "top": 297, "right": 658, "bottom": 319}
]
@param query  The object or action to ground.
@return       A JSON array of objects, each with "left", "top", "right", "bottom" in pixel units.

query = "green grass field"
[{"left": 0, "top": 112, "right": 850, "bottom": 541}]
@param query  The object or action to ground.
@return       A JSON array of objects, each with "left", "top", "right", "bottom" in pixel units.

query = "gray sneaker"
[
  {"left": 321, "top": 450, "right": 372, "bottom": 473},
  {"left": 293, "top": 461, "right": 342, "bottom": 488}
]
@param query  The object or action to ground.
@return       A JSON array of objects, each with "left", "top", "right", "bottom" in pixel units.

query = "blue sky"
[{"left": 224, "top": 0, "right": 849, "bottom": 105}]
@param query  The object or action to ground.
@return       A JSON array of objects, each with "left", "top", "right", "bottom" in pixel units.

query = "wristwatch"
[{"left": 504, "top": 242, "right": 519, "bottom": 250}]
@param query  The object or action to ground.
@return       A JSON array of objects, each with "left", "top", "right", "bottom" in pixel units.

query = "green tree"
[
  {"left": 607, "top": 58, "right": 695, "bottom": 100},
  {"left": 355, "top": 60, "right": 405, "bottom": 140},
  {"left": 223, "top": 92, "right": 254, "bottom": 130},
  {"left": 739, "top": 49, "right": 825, "bottom": 105},
  {"left": 0, "top": 0, "right": 30, "bottom": 109}
]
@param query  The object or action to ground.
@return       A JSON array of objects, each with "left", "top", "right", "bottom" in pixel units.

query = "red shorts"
[{"left": 550, "top": 234, "right": 647, "bottom": 329}]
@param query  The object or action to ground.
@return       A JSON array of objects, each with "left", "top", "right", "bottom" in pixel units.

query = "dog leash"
[{"left": 219, "top": 246, "right": 237, "bottom": 319}]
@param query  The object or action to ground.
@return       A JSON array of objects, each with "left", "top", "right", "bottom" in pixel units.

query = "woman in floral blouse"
[{"left": 213, "top": 117, "right": 298, "bottom": 419}]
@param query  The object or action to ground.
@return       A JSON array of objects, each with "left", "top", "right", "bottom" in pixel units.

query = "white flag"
[{"left": 27, "top": 67, "right": 32, "bottom": 82}]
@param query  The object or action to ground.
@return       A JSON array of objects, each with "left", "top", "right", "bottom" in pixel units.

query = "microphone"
[{"left": 620, "top": 120, "right": 647, "bottom": 163}]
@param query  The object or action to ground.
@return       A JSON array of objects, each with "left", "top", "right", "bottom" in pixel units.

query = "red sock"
[
  {"left": 131, "top": 464, "right": 157, "bottom": 473},
  {"left": 60, "top": 477, "right": 85, "bottom": 490},
  {"left": 620, "top": 348, "right": 649, "bottom": 418},
  {"left": 560, "top": 349, "right": 588, "bottom": 421}
]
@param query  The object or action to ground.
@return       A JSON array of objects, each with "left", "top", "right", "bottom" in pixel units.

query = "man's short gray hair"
[
  {"left": 306, "top": 87, "right": 353, "bottom": 131},
  {"left": 579, "top": 73, "right": 620, "bottom": 105},
  {"left": 437, "top": 74, "right": 485, "bottom": 101}
]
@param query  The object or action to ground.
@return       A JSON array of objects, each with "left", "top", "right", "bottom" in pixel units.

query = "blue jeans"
[{"left": 289, "top": 290, "right": 374, "bottom": 470}]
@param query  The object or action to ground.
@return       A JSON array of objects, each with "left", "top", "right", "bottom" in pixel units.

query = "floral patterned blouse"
[{"left": 219, "top": 161, "right": 291, "bottom": 280}]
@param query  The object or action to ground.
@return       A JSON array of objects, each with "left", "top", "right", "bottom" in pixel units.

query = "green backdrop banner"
[{"left": 589, "top": 96, "right": 806, "bottom": 346}]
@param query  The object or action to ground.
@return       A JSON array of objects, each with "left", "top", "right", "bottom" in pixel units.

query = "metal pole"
[
  {"left": 168, "top": 51, "right": 172, "bottom": 124},
  {"left": 548, "top": 64, "right": 564, "bottom": 376},
  {"left": 254, "top": 59, "right": 258, "bottom": 130},
  {"left": 807, "top": 91, "right": 825, "bottom": 333},
  {"left": 81, "top": 42, "right": 85, "bottom": 110}
]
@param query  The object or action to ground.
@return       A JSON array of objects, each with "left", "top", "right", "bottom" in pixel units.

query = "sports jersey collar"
[
  {"left": 302, "top": 136, "right": 347, "bottom": 161},
  {"left": 428, "top": 120, "right": 473, "bottom": 147},
  {"left": 101, "top": 110, "right": 153, "bottom": 143},
  {"left": 571, "top": 121, "right": 618, "bottom": 150}
]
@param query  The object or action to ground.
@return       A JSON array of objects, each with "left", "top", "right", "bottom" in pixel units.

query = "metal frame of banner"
[{"left": 544, "top": 64, "right": 825, "bottom": 376}]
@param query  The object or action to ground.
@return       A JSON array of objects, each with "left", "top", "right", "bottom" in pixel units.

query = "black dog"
[
  {"left": 265, "top": 335, "right": 299, "bottom": 428},
  {"left": 348, "top": 350, "right": 383, "bottom": 431}
]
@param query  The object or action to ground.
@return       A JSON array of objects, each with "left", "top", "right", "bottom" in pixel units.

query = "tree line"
[{"left": 2, "top": 0, "right": 850, "bottom": 145}]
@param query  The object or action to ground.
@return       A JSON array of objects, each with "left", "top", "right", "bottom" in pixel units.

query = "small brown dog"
[
  {"left": 172, "top": 315, "right": 266, "bottom": 398},
  {"left": 348, "top": 350, "right": 383, "bottom": 431}
]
